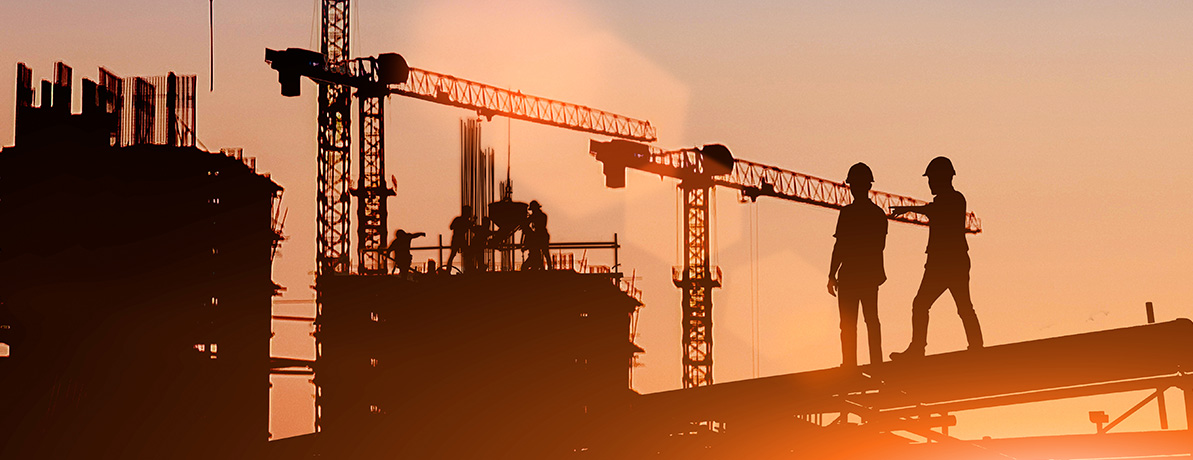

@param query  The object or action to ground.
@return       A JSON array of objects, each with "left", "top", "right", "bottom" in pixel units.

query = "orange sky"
[{"left": 3, "top": 0, "right": 1191, "bottom": 442}]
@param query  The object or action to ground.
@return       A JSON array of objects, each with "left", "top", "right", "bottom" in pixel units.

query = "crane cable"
[
  {"left": 750, "top": 201, "right": 760, "bottom": 378},
  {"left": 209, "top": 0, "right": 214, "bottom": 92}
]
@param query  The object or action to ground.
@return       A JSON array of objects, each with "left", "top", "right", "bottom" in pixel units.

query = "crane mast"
[
  {"left": 317, "top": 0, "right": 353, "bottom": 276},
  {"left": 591, "top": 139, "right": 982, "bottom": 388}
]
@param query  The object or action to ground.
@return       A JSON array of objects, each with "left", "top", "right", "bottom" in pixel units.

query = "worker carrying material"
[
  {"left": 522, "top": 200, "right": 550, "bottom": 270},
  {"left": 388, "top": 229, "right": 426, "bottom": 277},
  {"left": 446, "top": 206, "right": 473, "bottom": 272},
  {"left": 890, "top": 156, "right": 984, "bottom": 360},
  {"left": 827, "top": 163, "right": 888, "bottom": 367}
]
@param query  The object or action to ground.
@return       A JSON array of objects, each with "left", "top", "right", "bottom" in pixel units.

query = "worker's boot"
[
  {"left": 891, "top": 306, "right": 929, "bottom": 361},
  {"left": 962, "top": 314, "right": 984, "bottom": 351},
  {"left": 889, "top": 345, "right": 924, "bottom": 361}
]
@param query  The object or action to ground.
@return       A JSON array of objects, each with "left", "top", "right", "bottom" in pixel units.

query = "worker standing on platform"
[
  {"left": 446, "top": 205, "right": 473, "bottom": 272},
  {"left": 522, "top": 200, "right": 549, "bottom": 270},
  {"left": 890, "top": 157, "right": 983, "bottom": 360},
  {"left": 466, "top": 217, "right": 493, "bottom": 272},
  {"left": 828, "top": 163, "right": 888, "bottom": 367},
  {"left": 388, "top": 229, "right": 426, "bottom": 276}
]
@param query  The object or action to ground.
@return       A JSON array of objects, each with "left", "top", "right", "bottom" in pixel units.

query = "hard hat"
[
  {"left": 924, "top": 157, "right": 955, "bottom": 177},
  {"left": 846, "top": 162, "right": 873, "bottom": 184},
  {"left": 529, "top": 200, "right": 541, "bottom": 209}
]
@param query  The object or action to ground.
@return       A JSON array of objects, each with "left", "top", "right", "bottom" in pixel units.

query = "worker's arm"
[
  {"left": 890, "top": 203, "right": 931, "bottom": 217},
  {"left": 827, "top": 243, "right": 842, "bottom": 297},
  {"left": 413, "top": 232, "right": 426, "bottom": 238}
]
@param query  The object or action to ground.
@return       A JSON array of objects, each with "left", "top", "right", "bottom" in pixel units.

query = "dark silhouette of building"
[
  {"left": 0, "top": 62, "right": 280, "bottom": 459},
  {"left": 293, "top": 270, "right": 643, "bottom": 459}
]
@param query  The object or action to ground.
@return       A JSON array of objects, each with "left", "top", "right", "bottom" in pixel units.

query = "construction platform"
[
  {"left": 269, "top": 270, "right": 643, "bottom": 459},
  {"left": 623, "top": 319, "right": 1193, "bottom": 459}
]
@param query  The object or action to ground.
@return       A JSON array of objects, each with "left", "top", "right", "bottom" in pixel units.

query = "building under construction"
[
  {"left": 0, "top": 62, "right": 281, "bottom": 459},
  {"left": 4, "top": 11, "right": 1193, "bottom": 456}
]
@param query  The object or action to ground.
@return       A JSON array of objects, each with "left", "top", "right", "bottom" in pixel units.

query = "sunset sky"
[{"left": 3, "top": 0, "right": 1191, "bottom": 442}]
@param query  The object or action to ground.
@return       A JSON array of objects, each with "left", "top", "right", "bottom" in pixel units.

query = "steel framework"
[
  {"left": 591, "top": 139, "right": 982, "bottom": 388},
  {"left": 317, "top": 0, "right": 352, "bottom": 276},
  {"left": 354, "top": 92, "right": 390, "bottom": 275},
  {"left": 677, "top": 185, "right": 717, "bottom": 387},
  {"left": 392, "top": 68, "right": 657, "bottom": 142},
  {"left": 267, "top": 28, "right": 658, "bottom": 434},
  {"left": 723, "top": 159, "right": 981, "bottom": 233}
]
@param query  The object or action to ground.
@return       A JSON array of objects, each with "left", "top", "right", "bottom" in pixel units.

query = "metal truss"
[
  {"left": 721, "top": 159, "right": 982, "bottom": 233},
  {"left": 317, "top": 0, "right": 352, "bottom": 276},
  {"left": 676, "top": 185, "right": 718, "bottom": 388},
  {"left": 391, "top": 68, "right": 657, "bottom": 143},
  {"left": 355, "top": 94, "right": 391, "bottom": 275},
  {"left": 314, "top": 0, "right": 350, "bottom": 438}
]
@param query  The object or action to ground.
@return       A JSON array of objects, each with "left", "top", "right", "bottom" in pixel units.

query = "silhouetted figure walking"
[
  {"left": 388, "top": 229, "right": 426, "bottom": 276},
  {"left": 446, "top": 205, "right": 473, "bottom": 272},
  {"left": 466, "top": 217, "right": 493, "bottom": 272},
  {"left": 828, "top": 163, "right": 888, "bottom": 367},
  {"left": 522, "top": 200, "right": 550, "bottom": 270},
  {"left": 890, "top": 157, "right": 983, "bottom": 361}
]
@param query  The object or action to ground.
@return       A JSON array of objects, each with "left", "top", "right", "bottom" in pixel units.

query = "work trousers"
[
  {"left": 839, "top": 283, "right": 882, "bottom": 367},
  {"left": 908, "top": 255, "right": 983, "bottom": 351}
]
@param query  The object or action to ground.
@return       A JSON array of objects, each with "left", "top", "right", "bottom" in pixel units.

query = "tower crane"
[
  {"left": 266, "top": 0, "right": 657, "bottom": 434},
  {"left": 589, "top": 139, "right": 982, "bottom": 389},
  {"left": 265, "top": 1, "right": 656, "bottom": 277}
]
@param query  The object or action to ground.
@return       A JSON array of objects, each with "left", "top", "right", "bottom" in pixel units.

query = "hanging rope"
[
  {"left": 750, "top": 201, "right": 760, "bottom": 378},
  {"left": 209, "top": 0, "right": 214, "bottom": 91}
]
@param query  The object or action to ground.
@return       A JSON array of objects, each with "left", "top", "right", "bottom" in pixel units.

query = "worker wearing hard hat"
[
  {"left": 446, "top": 205, "right": 473, "bottom": 272},
  {"left": 388, "top": 229, "right": 426, "bottom": 277},
  {"left": 522, "top": 200, "right": 550, "bottom": 270},
  {"left": 827, "top": 163, "right": 888, "bottom": 367},
  {"left": 889, "top": 156, "right": 984, "bottom": 360}
]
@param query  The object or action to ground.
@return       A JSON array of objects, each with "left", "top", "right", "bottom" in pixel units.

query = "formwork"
[
  {"left": 311, "top": 271, "right": 643, "bottom": 458},
  {"left": 0, "top": 62, "right": 281, "bottom": 459}
]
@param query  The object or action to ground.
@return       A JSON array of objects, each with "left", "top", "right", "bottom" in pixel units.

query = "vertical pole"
[
  {"left": 1146, "top": 301, "right": 1168, "bottom": 428},
  {"left": 613, "top": 233, "right": 619, "bottom": 272},
  {"left": 1185, "top": 386, "right": 1193, "bottom": 432},
  {"left": 167, "top": 73, "right": 178, "bottom": 147}
]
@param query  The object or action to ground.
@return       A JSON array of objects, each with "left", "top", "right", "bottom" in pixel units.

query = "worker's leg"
[
  {"left": 948, "top": 262, "right": 983, "bottom": 349},
  {"left": 838, "top": 288, "right": 860, "bottom": 367},
  {"left": 859, "top": 285, "right": 882, "bottom": 365},
  {"left": 907, "top": 269, "right": 949, "bottom": 353},
  {"left": 398, "top": 255, "right": 413, "bottom": 278}
]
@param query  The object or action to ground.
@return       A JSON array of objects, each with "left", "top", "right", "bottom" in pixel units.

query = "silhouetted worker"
[
  {"left": 388, "top": 229, "right": 426, "bottom": 276},
  {"left": 522, "top": 200, "right": 550, "bottom": 270},
  {"left": 466, "top": 217, "right": 493, "bottom": 272},
  {"left": 446, "top": 205, "right": 473, "bottom": 271},
  {"left": 828, "top": 163, "right": 888, "bottom": 367},
  {"left": 890, "top": 156, "right": 983, "bottom": 361}
]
